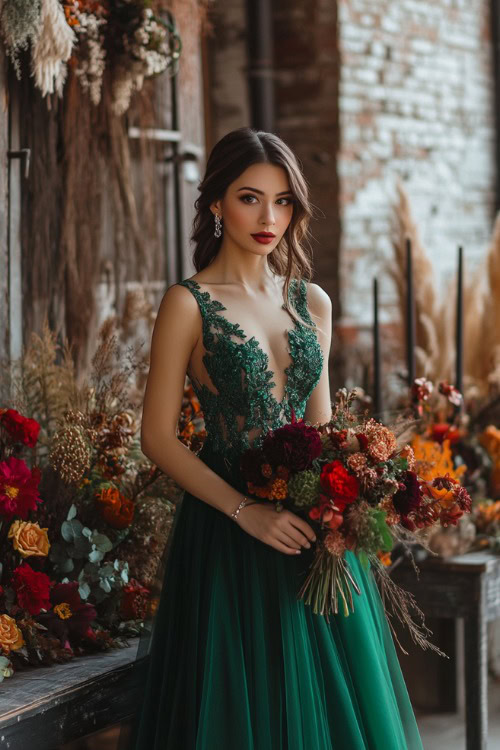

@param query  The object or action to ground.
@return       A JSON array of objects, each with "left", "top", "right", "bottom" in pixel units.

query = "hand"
[{"left": 234, "top": 502, "right": 317, "bottom": 555}]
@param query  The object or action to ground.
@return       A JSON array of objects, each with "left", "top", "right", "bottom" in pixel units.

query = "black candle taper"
[
  {"left": 456, "top": 245, "right": 464, "bottom": 395},
  {"left": 406, "top": 238, "right": 416, "bottom": 387},
  {"left": 373, "top": 277, "right": 382, "bottom": 417}
]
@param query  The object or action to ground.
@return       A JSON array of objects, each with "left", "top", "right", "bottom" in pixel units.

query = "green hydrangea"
[{"left": 288, "top": 470, "right": 321, "bottom": 508}]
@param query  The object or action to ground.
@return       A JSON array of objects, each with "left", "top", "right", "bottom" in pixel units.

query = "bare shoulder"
[
  {"left": 156, "top": 281, "right": 200, "bottom": 319},
  {"left": 304, "top": 281, "right": 332, "bottom": 320},
  {"left": 152, "top": 281, "right": 202, "bottom": 351}
]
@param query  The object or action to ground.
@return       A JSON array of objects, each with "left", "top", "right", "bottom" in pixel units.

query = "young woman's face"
[{"left": 212, "top": 163, "right": 295, "bottom": 257}]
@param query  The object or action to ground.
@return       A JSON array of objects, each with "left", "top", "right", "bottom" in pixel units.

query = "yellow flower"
[
  {"left": 0, "top": 614, "right": 24, "bottom": 654},
  {"left": 8, "top": 520, "right": 50, "bottom": 558},
  {"left": 54, "top": 603, "right": 72, "bottom": 620}
]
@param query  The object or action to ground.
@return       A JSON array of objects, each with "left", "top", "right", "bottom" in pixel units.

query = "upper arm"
[
  {"left": 303, "top": 282, "right": 333, "bottom": 426},
  {"left": 141, "top": 284, "right": 201, "bottom": 451}
]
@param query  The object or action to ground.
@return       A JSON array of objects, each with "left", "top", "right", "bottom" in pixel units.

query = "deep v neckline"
[{"left": 185, "top": 278, "right": 301, "bottom": 405}]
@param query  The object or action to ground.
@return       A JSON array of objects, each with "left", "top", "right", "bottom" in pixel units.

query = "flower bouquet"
[
  {"left": 240, "top": 388, "right": 472, "bottom": 654},
  {"left": 0, "top": 322, "right": 205, "bottom": 681}
]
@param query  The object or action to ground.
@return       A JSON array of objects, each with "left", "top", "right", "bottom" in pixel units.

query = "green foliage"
[{"left": 50, "top": 504, "right": 129, "bottom": 606}]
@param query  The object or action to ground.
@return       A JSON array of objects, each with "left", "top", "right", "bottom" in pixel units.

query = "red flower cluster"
[
  {"left": 12, "top": 562, "right": 52, "bottom": 616},
  {"left": 319, "top": 460, "right": 359, "bottom": 512},
  {"left": 0, "top": 457, "right": 42, "bottom": 520},
  {"left": 120, "top": 578, "right": 151, "bottom": 620},
  {"left": 0, "top": 409, "right": 40, "bottom": 447}
]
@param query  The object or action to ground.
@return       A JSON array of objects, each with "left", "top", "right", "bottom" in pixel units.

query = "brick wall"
[{"left": 338, "top": 0, "right": 496, "bottom": 331}]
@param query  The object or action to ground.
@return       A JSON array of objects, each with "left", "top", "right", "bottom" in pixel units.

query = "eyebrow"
[{"left": 236, "top": 186, "right": 293, "bottom": 196}]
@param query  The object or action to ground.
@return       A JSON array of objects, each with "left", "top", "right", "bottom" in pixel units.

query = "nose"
[{"left": 260, "top": 201, "right": 276, "bottom": 227}]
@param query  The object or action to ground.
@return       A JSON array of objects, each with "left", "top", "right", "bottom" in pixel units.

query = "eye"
[{"left": 239, "top": 194, "right": 294, "bottom": 205}]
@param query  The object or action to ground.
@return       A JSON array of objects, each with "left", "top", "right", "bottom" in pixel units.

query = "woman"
[{"left": 123, "top": 127, "right": 424, "bottom": 749}]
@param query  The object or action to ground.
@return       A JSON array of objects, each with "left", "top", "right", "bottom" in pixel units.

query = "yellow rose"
[
  {"left": 0, "top": 614, "right": 24, "bottom": 654},
  {"left": 8, "top": 520, "right": 50, "bottom": 558}
]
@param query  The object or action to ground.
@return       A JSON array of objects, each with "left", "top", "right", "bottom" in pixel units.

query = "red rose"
[
  {"left": 0, "top": 409, "right": 40, "bottom": 447},
  {"left": 12, "top": 562, "right": 51, "bottom": 615},
  {"left": 0, "top": 458, "right": 42, "bottom": 520},
  {"left": 320, "top": 460, "right": 358, "bottom": 512}
]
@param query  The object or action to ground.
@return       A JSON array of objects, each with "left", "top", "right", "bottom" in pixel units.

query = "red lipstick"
[{"left": 251, "top": 232, "right": 276, "bottom": 245}]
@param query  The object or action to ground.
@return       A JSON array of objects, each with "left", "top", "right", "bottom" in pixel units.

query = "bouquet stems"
[{"left": 297, "top": 546, "right": 361, "bottom": 622}]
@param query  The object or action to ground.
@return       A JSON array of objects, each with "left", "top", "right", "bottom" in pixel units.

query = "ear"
[{"left": 210, "top": 200, "right": 222, "bottom": 216}]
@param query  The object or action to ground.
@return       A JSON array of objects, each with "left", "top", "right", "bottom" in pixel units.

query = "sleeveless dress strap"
[{"left": 293, "top": 278, "right": 317, "bottom": 328}]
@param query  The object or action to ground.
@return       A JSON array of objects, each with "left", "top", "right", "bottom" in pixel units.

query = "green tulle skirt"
[{"left": 127, "top": 442, "right": 424, "bottom": 749}]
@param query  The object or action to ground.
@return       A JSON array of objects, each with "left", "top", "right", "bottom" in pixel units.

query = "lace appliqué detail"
[{"left": 176, "top": 278, "right": 324, "bottom": 458}]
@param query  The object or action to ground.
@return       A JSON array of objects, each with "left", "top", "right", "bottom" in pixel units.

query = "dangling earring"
[{"left": 214, "top": 213, "right": 222, "bottom": 238}]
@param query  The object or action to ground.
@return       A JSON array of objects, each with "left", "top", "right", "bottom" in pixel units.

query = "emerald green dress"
[{"left": 126, "top": 278, "right": 424, "bottom": 749}]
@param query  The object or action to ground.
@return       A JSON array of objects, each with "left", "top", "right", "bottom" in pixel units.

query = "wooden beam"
[{"left": 0, "top": 46, "right": 8, "bottom": 364}]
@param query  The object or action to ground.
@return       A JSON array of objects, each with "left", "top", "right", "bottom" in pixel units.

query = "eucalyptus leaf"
[
  {"left": 67, "top": 504, "right": 77, "bottom": 521},
  {"left": 91, "top": 533, "right": 113, "bottom": 553},
  {"left": 100, "top": 578, "right": 112, "bottom": 593},
  {"left": 79, "top": 582, "right": 91, "bottom": 600},
  {"left": 61, "top": 519, "right": 84, "bottom": 543},
  {"left": 89, "top": 548, "right": 104, "bottom": 563}
]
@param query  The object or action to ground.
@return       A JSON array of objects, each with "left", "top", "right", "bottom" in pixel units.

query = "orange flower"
[
  {"left": 377, "top": 550, "right": 392, "bottom": 567},
  {"left": 269, "top": 478, "right": 288, "bottom": 501},
  {"left": 95, "top": 487, "right": 134, "bottom": 529},
  {"left": 411, "top": 435, "right": 466, "bottom": 483},
  {"left": 247, "top": 481, "right": 272, "bottom": 499},
  {"left": 0, "top": 614, "right": 24, "bottom": 654},
  {"left": 8, "top": 520, "right": 50, "bottom": 558}
]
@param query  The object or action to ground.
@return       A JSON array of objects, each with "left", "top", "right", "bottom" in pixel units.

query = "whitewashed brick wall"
[{"left": 338, "top": 0, "right": 496, "bottom": 326}]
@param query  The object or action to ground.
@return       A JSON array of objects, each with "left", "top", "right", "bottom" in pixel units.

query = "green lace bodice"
[{"left": 176, "top": 278, "right": 324, "bottom": 457}]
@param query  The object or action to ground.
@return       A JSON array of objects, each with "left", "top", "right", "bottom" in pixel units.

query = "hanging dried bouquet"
[{"left": 0, "top": 0, "right": 182, "bottom": 113}]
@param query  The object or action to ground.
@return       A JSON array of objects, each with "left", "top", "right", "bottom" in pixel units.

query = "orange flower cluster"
[
  {"left": 473, "top": 500, "right": 500, "bottom": 532},
  {"left": 362, "top": 419, "right": 397, "bottom": 462},
  {"left": 247, "top": 465, "right": 289, "bottom": 501},
  {"left": 411, "top": 435, "right": 466, "bottom": 484},
  {"left": 95, "top": 487, "right": 134, "bottom": 529},
  {"left": 480, "top": 426, "right": 500, "bottom": 496}
]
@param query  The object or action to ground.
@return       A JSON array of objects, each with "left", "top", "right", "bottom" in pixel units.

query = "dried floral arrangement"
[
  {"left": 382, "top": 376, "right": 500, "bottom": 560},
  {"left": 390, "top": 182, "right": 500, "bottom": 406},
  {"left": 0, "top": 321, "right": 206, "bottom": 682},
  {"left": 386, "top": 183, "right": 500, "bottom": 557},
  {"left": 0, "top": 0, "right": 182, "bottom": 114}
]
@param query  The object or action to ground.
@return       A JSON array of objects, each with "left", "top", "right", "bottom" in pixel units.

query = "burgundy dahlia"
[
  {"left": 263, "top": 419, "right": 322, "bottom": 473},
  {"left": 240, "top": 448, "right": 268, "bottom": 486},
  {"left": 392, "top": 470, "right": 423, "bottom": 517}
]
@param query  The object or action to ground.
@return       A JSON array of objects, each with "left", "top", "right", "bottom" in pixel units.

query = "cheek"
[{"left": 225, "top": 202, "right": 251, "bottom": 230}]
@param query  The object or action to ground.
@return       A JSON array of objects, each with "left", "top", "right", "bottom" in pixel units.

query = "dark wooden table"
[
  {"left": 0, "top": 639, "right": 145, "bottom": 750},
  {"left": 391, "top": 550, "right": 500, "bottom": 750}
]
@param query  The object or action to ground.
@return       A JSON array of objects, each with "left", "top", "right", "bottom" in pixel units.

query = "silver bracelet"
[{"left": 230, "top": 496, "right": 252, "bottom": 522}]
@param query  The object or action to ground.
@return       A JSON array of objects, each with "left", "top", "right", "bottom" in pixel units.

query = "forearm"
[{"left": 141, "top": 434, "right": 245, "bottom": 518}]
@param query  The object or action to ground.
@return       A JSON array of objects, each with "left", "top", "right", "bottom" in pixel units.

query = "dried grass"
[{"left": 390, "top": 182, "right": 500, "bottom": 399}]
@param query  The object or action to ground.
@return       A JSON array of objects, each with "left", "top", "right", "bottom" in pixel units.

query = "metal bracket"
[{"left": 7, "top": 148, "right": 31, "bottom": 178}]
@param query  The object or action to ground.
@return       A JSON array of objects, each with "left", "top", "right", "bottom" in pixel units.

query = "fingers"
[
  {"left": 287, "top": 514, "right": 317, "bottom": 543},
  {"left": 275, "top": 530, "right": 302, "bottom": 551},
  {"left": 272, "top": 538, "right": 303, "bottom": 555}
]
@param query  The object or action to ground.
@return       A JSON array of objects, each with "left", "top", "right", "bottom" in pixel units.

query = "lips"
[{"left": 252, "top": 233, "right": 275, "bottom": 238}]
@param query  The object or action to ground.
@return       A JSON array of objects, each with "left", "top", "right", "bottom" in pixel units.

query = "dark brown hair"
[{"left": 190, "top": 127, "right": 316, "bottom": 327}]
